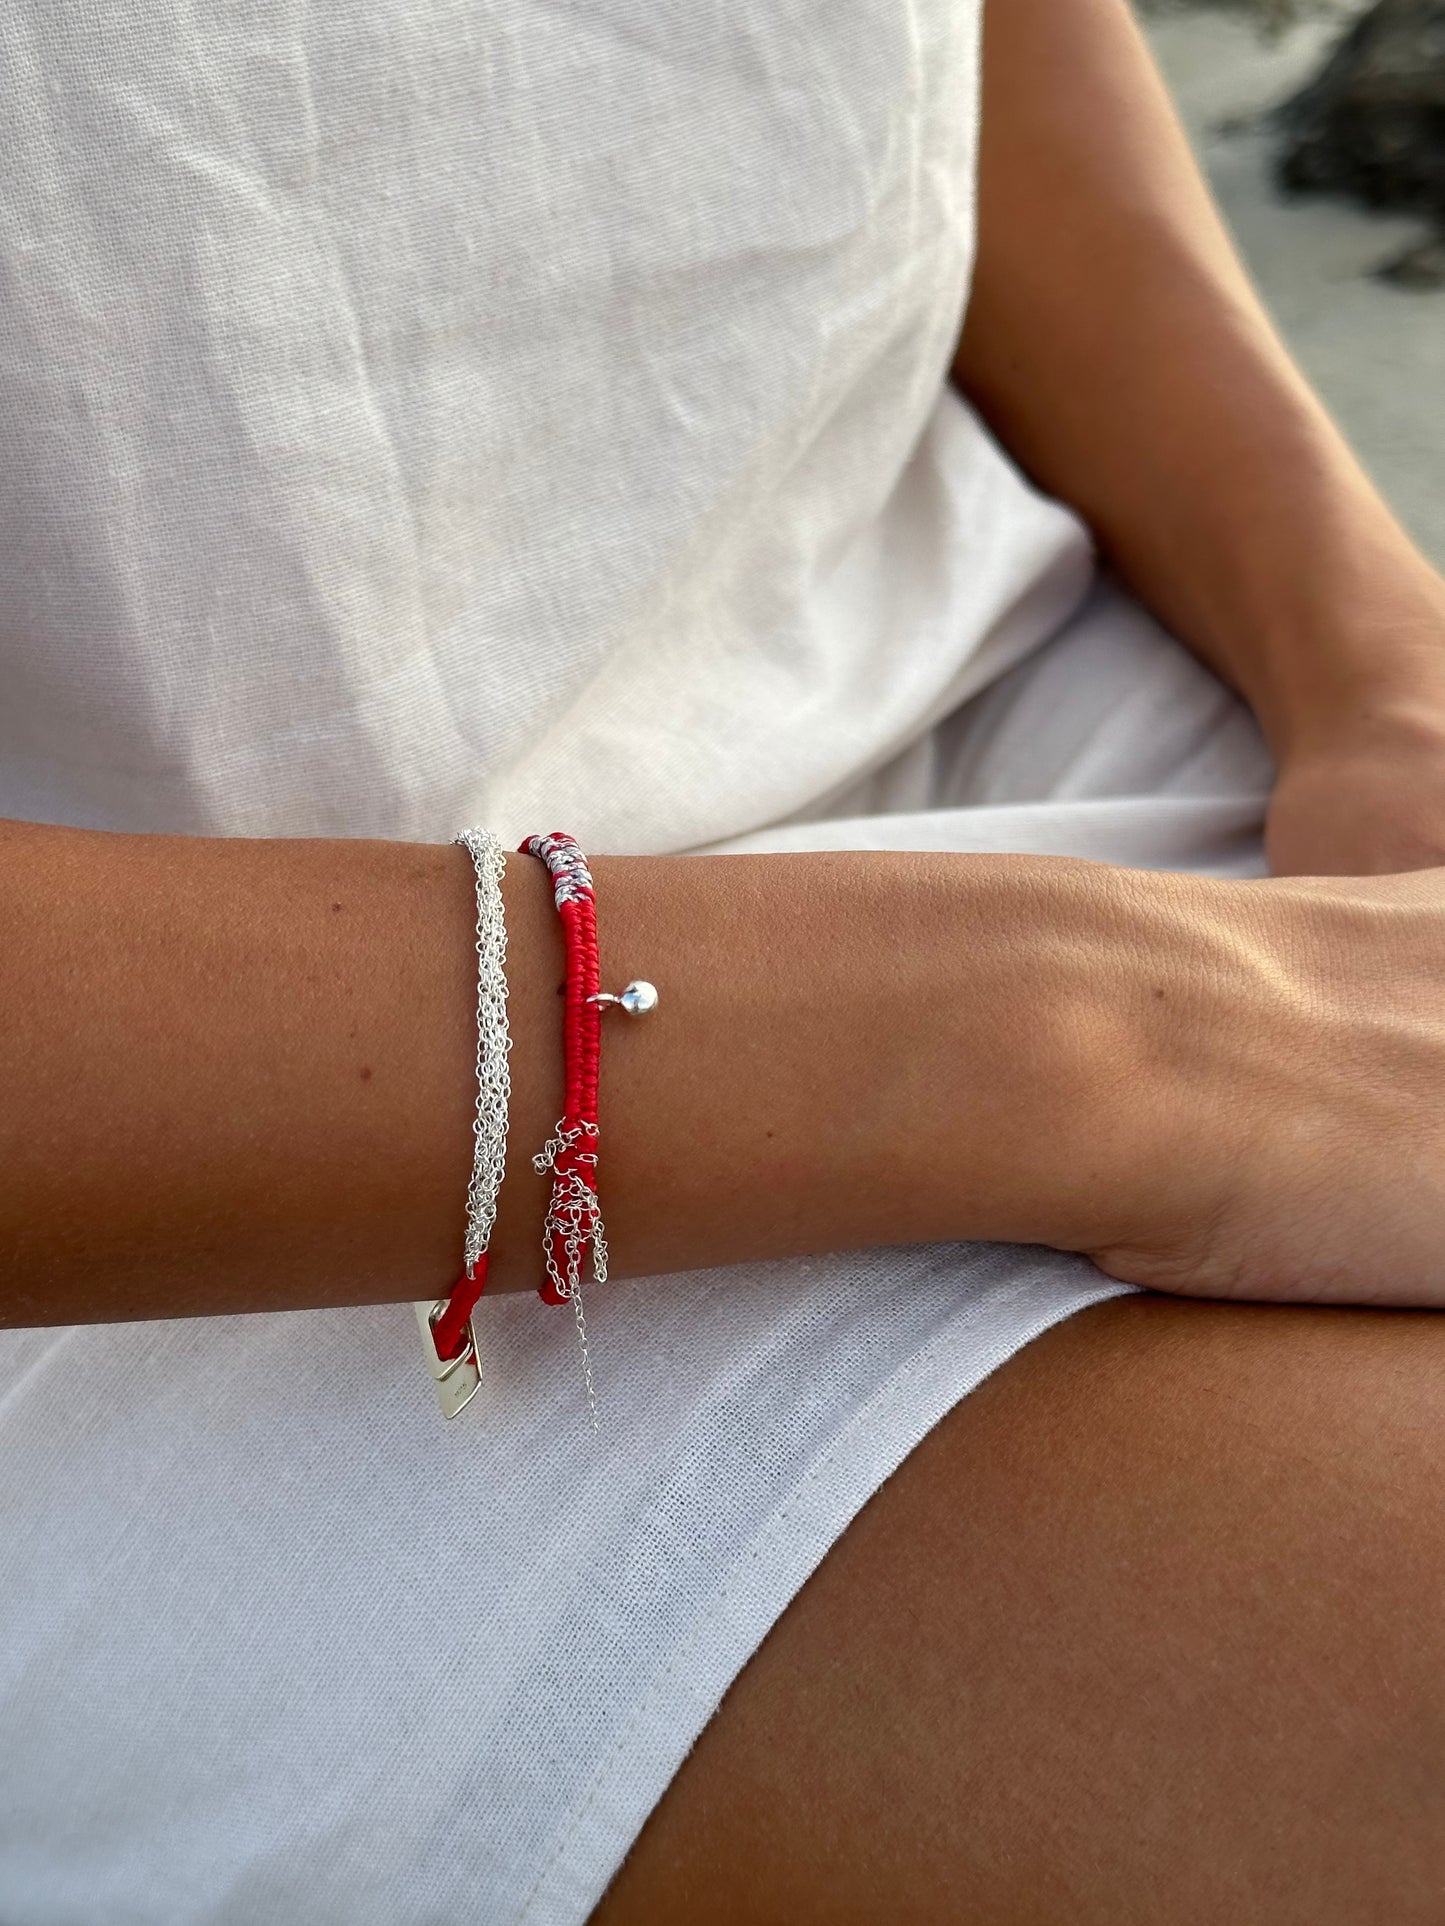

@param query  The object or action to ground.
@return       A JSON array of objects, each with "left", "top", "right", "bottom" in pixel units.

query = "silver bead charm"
[{"left": 588, "top": 978, "right": 658, "bottom": 1016}]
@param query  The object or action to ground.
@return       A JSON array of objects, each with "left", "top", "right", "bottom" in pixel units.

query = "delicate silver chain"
[
  {"left": 451, "top": 829, "right": 512, "bottom": 1278},
  {"left": 571, "top": 1288, "right": 598, "bottom": 1432},
  {"left": 532, "top": 1118, "right": 603, "bottom": 1430}
]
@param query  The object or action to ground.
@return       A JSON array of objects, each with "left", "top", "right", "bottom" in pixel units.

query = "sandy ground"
[{"left": 1144, "top": 9, "right": 1444, "bottom": 562}]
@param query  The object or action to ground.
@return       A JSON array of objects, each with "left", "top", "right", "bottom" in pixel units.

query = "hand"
[
  {"left": 1084, "top": 864, "right": 1445, "bottom": 1309},
  {"left": 1267, "top": 703, "right": 1445, "bottom": 877}
]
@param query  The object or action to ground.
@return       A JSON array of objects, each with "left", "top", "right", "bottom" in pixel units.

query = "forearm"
[
  {"left": 0, "top": 820, "right": 492, "bottom": 1325},
  {"left": 953, "top": 0, "right": 1445, "bottom": 757},
  {"left": 0, "top": 819, "right": 1153, "bottom": 1327}
]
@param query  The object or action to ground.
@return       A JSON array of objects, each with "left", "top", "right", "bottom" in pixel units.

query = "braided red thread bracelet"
[
  {"left": 527, "top": 831, "right": 608, "bottom": 1305},
  {"left": 430, "top": 829, "right": 656, "bottom": 1421}
]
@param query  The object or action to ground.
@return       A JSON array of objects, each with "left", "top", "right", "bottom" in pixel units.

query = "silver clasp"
[{"left": 412, "top": 1299, "right": 482, "bottom": 1419}]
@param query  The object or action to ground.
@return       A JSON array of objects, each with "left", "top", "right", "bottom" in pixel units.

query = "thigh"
[{"left": 592, "top": 1294, "right": 1445, "bottom": 1925}]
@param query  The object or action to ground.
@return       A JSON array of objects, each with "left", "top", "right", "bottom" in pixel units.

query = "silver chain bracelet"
[{"left": 413, "top": 827, "right": 512, "bottom": 1418}]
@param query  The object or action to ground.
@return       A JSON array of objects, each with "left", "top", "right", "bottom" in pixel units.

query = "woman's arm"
[
  {"left": 7, "top": 817, "right": 1445, "bottom": 1327},
  {"left": 0, "top": 820, "right": 1143, "bottom": 1325},
  {"left": 953, "top": 0, "right": 1445, "bottom": 768}
]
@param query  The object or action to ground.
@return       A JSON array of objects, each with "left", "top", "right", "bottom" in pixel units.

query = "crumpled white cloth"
[{"left": 0, "top": 1, "right": 1272, "bottom": 1920}]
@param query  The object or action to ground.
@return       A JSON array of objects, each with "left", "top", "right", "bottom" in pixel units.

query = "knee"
[
  {"left": 596, "top": 1295, "right": 1445, "bottom": 1925},
  {"left": 957, "top": 1294, "right": 1445, "bottom": 1918}
]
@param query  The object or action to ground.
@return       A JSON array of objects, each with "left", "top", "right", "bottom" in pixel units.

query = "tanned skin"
[{"left": 5, "top": 0, "right": 1445, "bottom": 1912}]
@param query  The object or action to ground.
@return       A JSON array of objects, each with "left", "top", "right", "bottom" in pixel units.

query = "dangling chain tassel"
[
  {"left": 533, "top": 1123, "right": 603, "bottom": 1432},
  {"left": 533, "top": 1118, "right": 609, "bottom": 1296}
]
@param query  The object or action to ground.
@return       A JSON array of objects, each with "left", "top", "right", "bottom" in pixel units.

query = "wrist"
[
  {"left": 1236, "top": 541, "right": 1445, "bottom": 764},
  {"left": 948, "top": 860, "right": 1239, "bottom": 1261},
  {"left": 771, "top": 853, "right": 1222, "bottom": 1267},
  {"left": 1041, "top": 867, "right": 1285, "bottom": 1278}
]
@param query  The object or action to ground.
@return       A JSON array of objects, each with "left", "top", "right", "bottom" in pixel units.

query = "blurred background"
[{"left": 1137, "top": 0, "right": 1443, "bottom": 562}]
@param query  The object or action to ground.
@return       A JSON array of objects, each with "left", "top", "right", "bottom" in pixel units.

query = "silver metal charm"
[
  {"left": 586, "top": 978, "right": 658, "bottom": 1016},
  {"left": 412, "top": 1298, "right": 482, "bottom": 1420}
]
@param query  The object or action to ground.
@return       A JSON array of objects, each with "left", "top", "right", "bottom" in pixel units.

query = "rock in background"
[
  {"left": 1142, "top": 4, "right": 1444, "bottom": 558},
  {"left": 1144, "top": 0, "right": 1445, "bottom": 282},
  {"left": 1275, "top": 0, "right": 1445, "bottom": 281},
  {"left": 1137, "top": 0, "right": 1354, "bottom": 41}
]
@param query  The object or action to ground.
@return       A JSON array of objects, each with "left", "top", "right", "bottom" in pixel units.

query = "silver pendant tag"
[{"left": 412, "top": 1299, "right": 481, "bottom": 1419}]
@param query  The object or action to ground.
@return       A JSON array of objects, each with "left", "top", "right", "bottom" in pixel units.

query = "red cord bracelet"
[{"left": 430, "top": 830, "right": 656, "bottom": 1417}]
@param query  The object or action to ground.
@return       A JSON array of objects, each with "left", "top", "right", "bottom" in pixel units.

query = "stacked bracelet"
[
  {"left": 420, "top": 826, "right": 655, "bottom": 1427},
  {"left": 519, "top": 831, "right": 657, "bottom": 1430},
  {"left": 414, "top": 827, "right": 511, "bottom": 1419}
]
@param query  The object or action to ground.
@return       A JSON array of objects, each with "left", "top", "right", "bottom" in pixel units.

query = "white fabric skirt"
[{"left": 0, "top": 574, "right": 1273, "bottom": 1925}]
